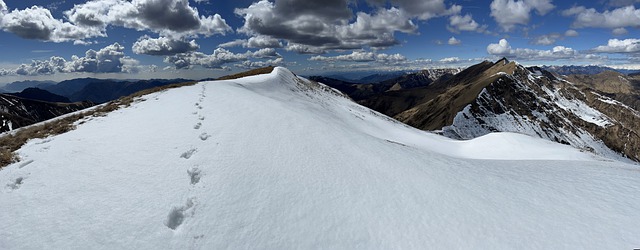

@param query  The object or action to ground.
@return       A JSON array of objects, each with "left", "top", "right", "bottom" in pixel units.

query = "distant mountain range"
[
  {"left": 541, "top": 65, "right": 639, "bottom": 75},
  {"left": 1, "top": 78, "right": 193, "bottom": 104},
  {"left": 309, "top": 68, "right": 460, "bottom": 101}
]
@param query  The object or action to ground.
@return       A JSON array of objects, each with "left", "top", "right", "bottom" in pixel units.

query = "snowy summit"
[{"left": 1, "top": 67, "right": 639, "bottom": 249}]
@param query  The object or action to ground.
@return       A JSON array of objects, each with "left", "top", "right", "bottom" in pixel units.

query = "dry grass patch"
[{"left": 0, "top": 80, "right": 198, "bottom": 169}]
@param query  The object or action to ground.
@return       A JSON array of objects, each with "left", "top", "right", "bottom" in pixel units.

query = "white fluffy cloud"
[
  {"left": 132, "top": 36, "right": 199, "bottom": 55},
  {"left": 448, "top": 37, "right": 461, "bottom": 45},
  {"left": 531, "top": 33, "right": 562, "bottom": 45},
  {"left": 487, "top": 39, "right": 512, "bottom": 55},
  {"left": 163, "top": 48, "right": 282, "bottom": 69},
  {"left": 447, "top": 14, "right": 487, "bottom": 33},
  {"left": 309, "top": 51, "right": 407, "bottom": 63},
  {"left": 284, "top": 43, "right": 327, "bottom": 54},
  {"left": 490, "top": 0, "right": 555, "bottom": 31},
  {"left": 439, "top": 57, "right": 460, "bottom": 63},
  {"left": 8, "top": 43, "right": 141, "bottom": 75},
  {"left": 486, "top": 38, "right": 600, "bottom": 61},
  {"left": 592, "top": 39, "right": 640, "bottom": 53},
  {"left": 246, "top": 36, "right": 283, "bottom": 48},
  {"left": 564, "top": 29, "right": 579, "bottom": 37},
  {"left": 236, "top": 58, "right": 284, "bottom": 69},
  {"left": 0, "top": 5, "right": 104, "bottom": 42},
  {"left": 562, "top": 5, "right": 640, "bottom": 30}
]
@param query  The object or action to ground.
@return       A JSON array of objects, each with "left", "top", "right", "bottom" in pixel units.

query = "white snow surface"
[{"left": 1, "top": 67, "right": 640, "bottom": 249}]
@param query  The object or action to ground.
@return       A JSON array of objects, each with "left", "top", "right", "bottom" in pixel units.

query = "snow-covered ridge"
[{"left": 1, "top": 67, "right": 639, "bottom": 249}]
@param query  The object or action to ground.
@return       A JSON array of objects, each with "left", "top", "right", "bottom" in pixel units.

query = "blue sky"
[{"left": 0, "top": 0, "right": 639, "bottom": 83}]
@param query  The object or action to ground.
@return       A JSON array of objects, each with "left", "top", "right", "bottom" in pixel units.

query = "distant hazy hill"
[
  {"left": 6, "top": 87, "right": 71, "bottom": 103},
  {"left": 310, "top": 68, "right": 460, "bottom": 101},
  {"left": 38, "top": 78, "right": 192, "bottom": 103},
  {"left": 541, "top": 65, "right": 639, "bottom": 75},
  {"left": 0, "top": 80, "right": 56, "bottom": 93}
]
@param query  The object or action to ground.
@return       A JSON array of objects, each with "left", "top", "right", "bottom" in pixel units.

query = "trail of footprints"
[{"left": 166, "top": 84, "right": 212, "bottom": 232}]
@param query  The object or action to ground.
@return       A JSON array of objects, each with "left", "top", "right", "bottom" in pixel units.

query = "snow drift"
[{"left": 1, "top": 67, "right": 639, "bottom": 249}]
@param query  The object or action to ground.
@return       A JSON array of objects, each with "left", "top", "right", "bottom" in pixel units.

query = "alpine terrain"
[
  {"left": 363, "top": 58, "right": 640, "bottom": 163},
  {"left": 1, "top": 67, "right": 639, "bottom": 249},
  {"left": 0, "top": 93, "right": 93, "bottom": 133}
]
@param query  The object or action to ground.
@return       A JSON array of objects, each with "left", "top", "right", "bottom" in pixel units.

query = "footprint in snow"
[
  {"left": 6, "top": 177, "right": 25, "bottom": 190},
  {"left": 198, "top": 116, "right": 205, "bottom": 121},
  {"left": 193, "top": 123, "right": 201, "bottom": 129},
  {"left": 165, "top": 197, "right": 196, "bottom": 230},
  {"left": 180, "top": 149, "right": 197, "bottom": 159},
  {"left": 187, "top": 167, "right": 201, "bottom": 185},
  {"left": 199, "top": 133, "right": 210, "bottom": 141}
]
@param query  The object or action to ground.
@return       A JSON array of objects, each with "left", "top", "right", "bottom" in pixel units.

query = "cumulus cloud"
[
  {"left": 0, "top": 0, "right": 231, "bottom": 43},
  {"left": 448, "top": 36, "right": 461, "bottom": 45},
  {"left": 531, "top": 33, "right": 561, "bottom": 45},
  {"left": 251, "top": 48, "right": 281, "bottom": 58},
  {"left": 562, "top": 5, "right": 640, "bottom": 30},
  {"left": 486, "top": 38, "right": 600, "bottom": 61},
  {"left": 592, "top": 39, "right": 640, "bottom": 53},
  {"left": 236, "top": 58, "right": 284, "bottom": 69},
  {"left": 490, "top": 0, "right": 555, "bottom": 31},
  {"left": 65, "top": 0, "right": 231, "bottom": 38},
  {"left": 447, "top": 14, "right": 487, "bottom": 33},
  {"left": 439, "top": 57, "right": 460, "bottom": 63},
  {"left": 132, "top": 35, "right": 199, "bottom": 55},
  {"left": 564, "top": 29, "right": 579, "bottom": 37},
  {"left": 246, "top": 36, "right": 283, "bottom": 48},
  {"left": 612, "top": 27, "right": 628, "bottom": 35},
  {"left": 284, "top": 43, "right": 327, "bottom": 54},
  {"left": 6, "top": 43, "right": 141, "bottom": 76},
  {"left": 309, "top": 51, "right": 406, "bottom": 63},
  {"left": 0, "top": 5, "right": 103, "bottom": 42},
  {"left": 234, "top": 0, "right": 459, "bottom": 52},
  {"left": 487, "top": 39, "right": 512, "bottom": 55},
  {"left": 163, "top": 47, "right": 283, "bottom": 69}
]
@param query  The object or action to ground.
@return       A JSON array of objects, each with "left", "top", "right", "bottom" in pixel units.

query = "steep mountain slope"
[
  {"left": 1, "top": 67, "right": 639, "bottom": 249},
  {"left": 355, "top": 59, "right": 640, "bottom": 162},
  {"left": 0, "top": 94, "right": 92, "bottom": 133}
]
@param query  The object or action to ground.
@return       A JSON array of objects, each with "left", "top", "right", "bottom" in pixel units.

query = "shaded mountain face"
[
  {"left": 7, "top": 87, "right": 71, "bottom": 103},
  {"left": 0, "top": 94, "right": 93, "bottom": 133},
  {"left": 350, "top": 58, "right": 640, "bottom": 162}
]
